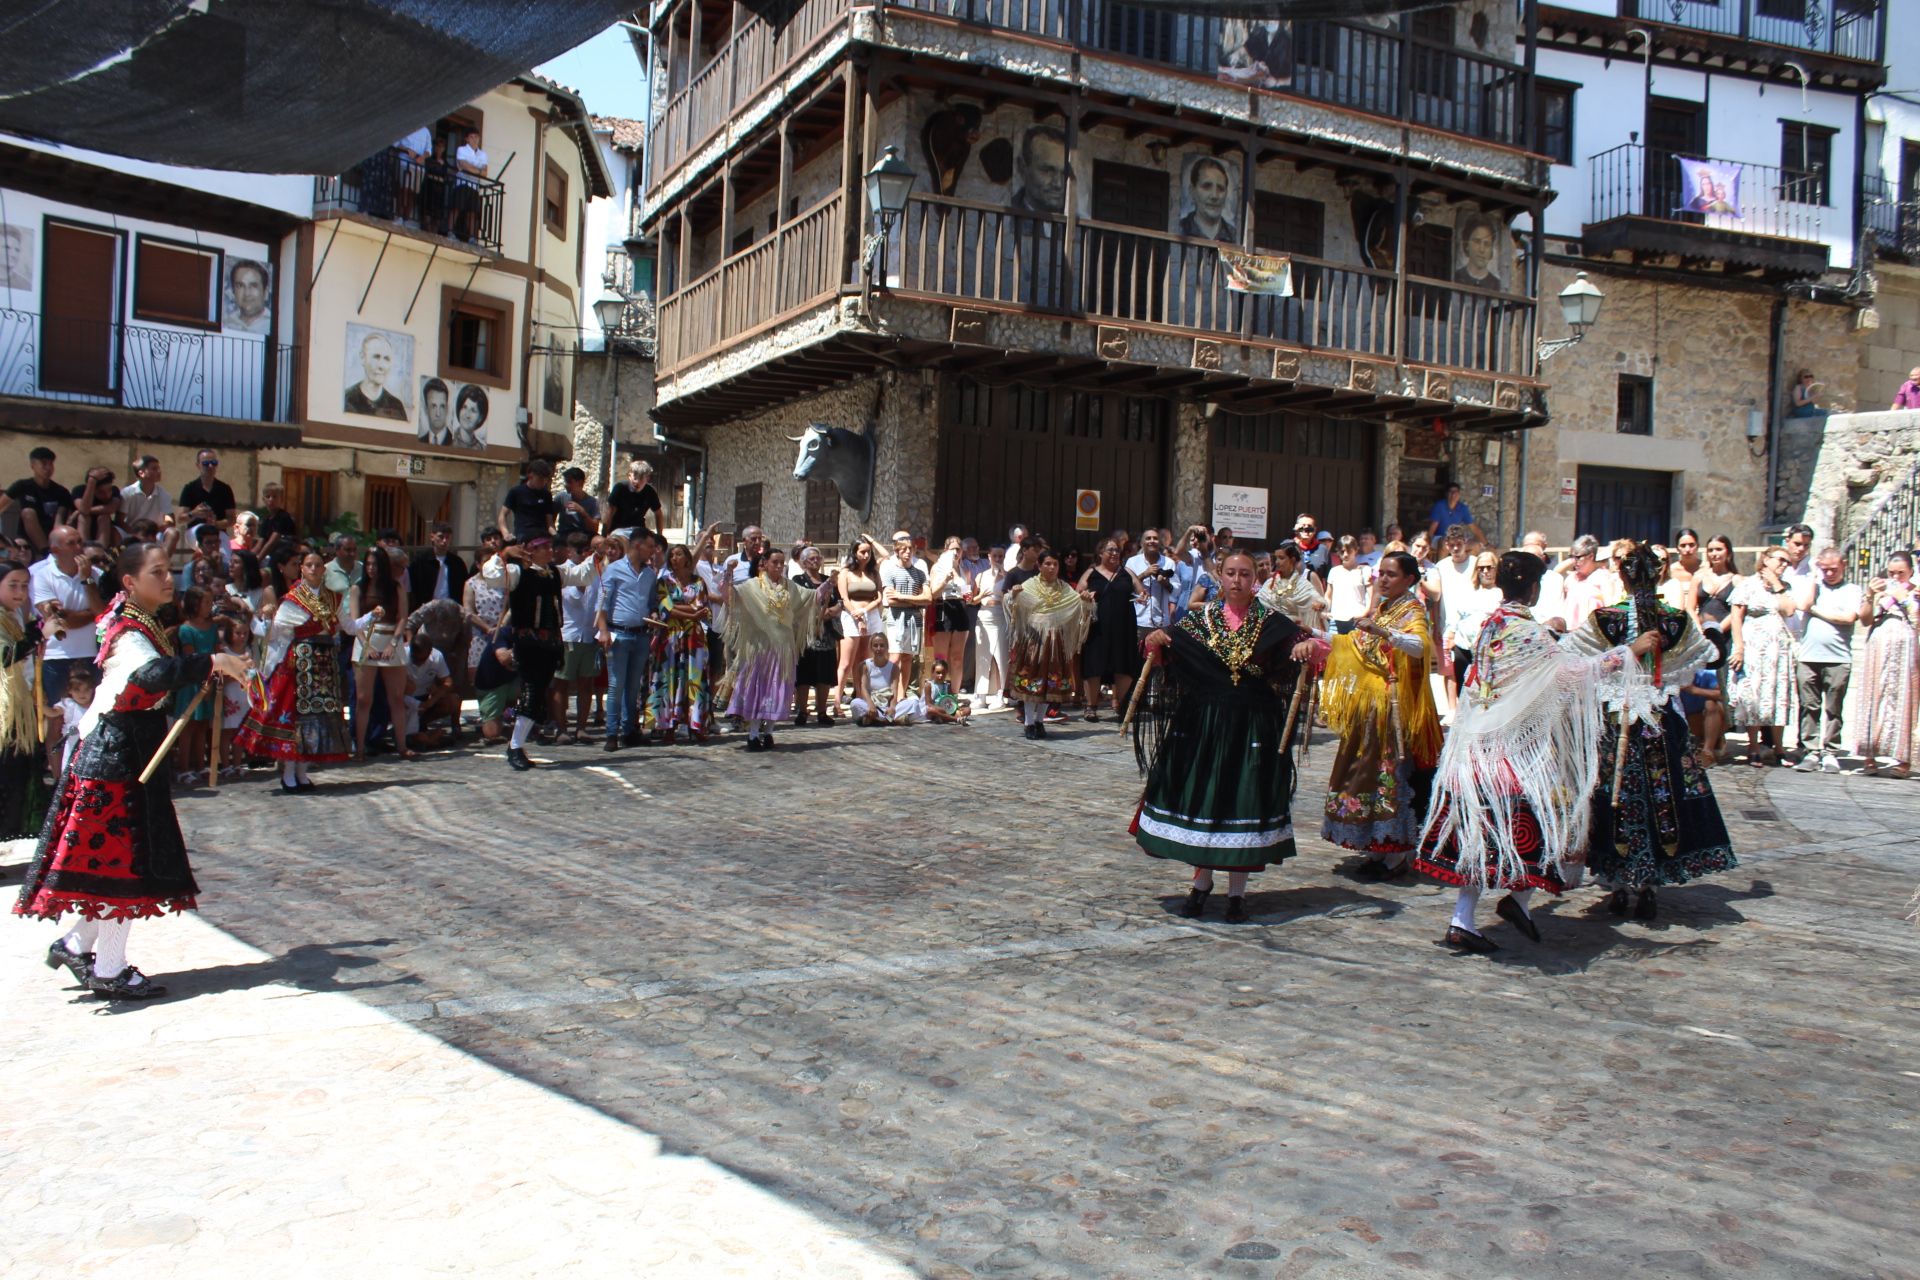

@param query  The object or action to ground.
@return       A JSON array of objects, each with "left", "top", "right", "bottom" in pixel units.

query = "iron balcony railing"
[
  {"left": 1862, "top": 174, "right": 1920, "bottom": 259},
  {"left": 315, "top": 147, "right": 505, "bottom": 255},
  {"left": 1588, "top": 143, "right": 1826, "bottom": 242},
  {"left": 0, "top": 309, "right": 295, "bottom": 422},
  {"left": 1622, "top": 0, "right": 1881, "bottom": 62},
  {"left": 1842, "top": 453, "right": 1920, "bottom": 582},
  {"left": 886, "top": 0, "right": 1530, "bottom": 151}
]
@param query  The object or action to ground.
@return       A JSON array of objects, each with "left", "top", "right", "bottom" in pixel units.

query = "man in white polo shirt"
[{"left": 29, "top": 526, "right": 103, "bottom": 730}]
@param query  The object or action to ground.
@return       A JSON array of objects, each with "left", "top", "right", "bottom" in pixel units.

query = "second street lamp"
[{"left": 1537, "top": 270, "right": 1605, "bottom": 362}]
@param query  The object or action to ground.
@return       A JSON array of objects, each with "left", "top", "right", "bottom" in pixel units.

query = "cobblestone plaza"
[{"left": 4, "top": 716, "right": 1917, "bottom": 1278}]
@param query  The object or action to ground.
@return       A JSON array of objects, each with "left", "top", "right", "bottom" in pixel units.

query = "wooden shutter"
[{"left": 41, "top": 221, "right": 122, "bottom": 396}]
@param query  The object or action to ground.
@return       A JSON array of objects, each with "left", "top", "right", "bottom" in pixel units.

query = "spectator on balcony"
[
  {"left": 1178, "top": 157, "right": 1239, "bottom": 244},
  {"left": 1788, "top": 369, "right": 1828, "bottom": 420},
  {"left": 393, "top": 125, "right": 431, "bottom": 222},
  {"left": 120, "top": 456, "right": 172, "bottom": 532},
  {"left": 1890, "top": 365, "right": 1920, "bottom": 411},
  {"left": 418, "top": 378, "right": 454, "bottom": 447},
  {"left": 455, "top": 127, "right": 490, "bottom": 243},
  {"left": 421, "top": 134, "right": 453, "bottom": 236},
  {"left": 224, "top": 259, "right": 271, "bottom": 334},
  {"left": 453, "top": 383, "right": 489, "bottom": 450},
  {"left": 7, "top": 446, "right": 68, "bottom": 554},
  {"left": 344, "top": 333, "right": 409, "bottom": 421}
]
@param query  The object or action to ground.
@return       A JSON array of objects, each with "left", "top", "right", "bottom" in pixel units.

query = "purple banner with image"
[{"left": 1677, "top": 157, "right": 1743, "bottom": 218}]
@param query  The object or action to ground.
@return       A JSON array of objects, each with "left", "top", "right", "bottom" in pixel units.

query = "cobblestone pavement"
[{"left": 4, "top": 709, "right": 1918, "bottom": 1278}]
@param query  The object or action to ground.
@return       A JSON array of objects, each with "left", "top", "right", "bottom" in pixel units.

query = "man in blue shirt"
[
  {"left": 1427, "top": 483, "right": 1484, "bottom": 541},
  {"left": 594, "top": 528, "right": 661, "bottom": 750},
  {"left": 1170, "top": 525, "right": 1217, "bottom": 623}
]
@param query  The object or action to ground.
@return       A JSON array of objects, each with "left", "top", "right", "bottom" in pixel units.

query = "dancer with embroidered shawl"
[
  {"left": 1414, "top": 551, "right": 1661, "bottom": 952},
  {"left": 1135, "top": 549, "right": 1327, "bottom": 922},
  {"left": 718, "top": 546, "right": 824, "bottom": 752},
  {"left": 0, "top": 557, "right": 48, "bottom": 843},
  {"left": 1562, "top": 542, "right": 1736, "bottom": 921},
  {"left": 235, "top": 549, "right": 374, "bottom": 791},
  {"left": 15, "top": 543, "right": 248, "bottom": 1000},
  {"left": 1005, "top": 548, "right": 1092, "bottom": 740},
  {"left": 1319, "top": 550, "right": 1442, "bottom": 877}
]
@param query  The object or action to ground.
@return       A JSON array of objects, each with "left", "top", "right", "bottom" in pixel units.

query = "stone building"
[
  {"left": 1523, "top": 0, "right": 1887, "bottom": 546},
  {"left": 638, "top": 0, "right": 1557, "bottom": 551}
]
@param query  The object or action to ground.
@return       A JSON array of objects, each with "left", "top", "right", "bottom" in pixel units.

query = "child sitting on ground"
[{"left": 923, "top": 660, "right": 971, "bottom": 724}]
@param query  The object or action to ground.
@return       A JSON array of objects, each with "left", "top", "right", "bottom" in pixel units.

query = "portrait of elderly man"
[
  {"left": 344, "top": 327, "right": 411, "bottom": 421},
  {"left": 224, "top": 259, "right": 271, "bottom": 333},
  {"left": 1010, "top": 125, "right": 1068, "bottom": 217},
  {"left": 1178, "top": 156, "right": 1239, "bottom": 243}
]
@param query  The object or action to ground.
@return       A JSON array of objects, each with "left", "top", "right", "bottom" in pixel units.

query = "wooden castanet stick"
[
  {"left": 1277, "top": 668, "right": 1311, "bottom": 753},
  {"left": 208, "top": 681, "right": 223, "bottom": 793},
  {"left": 139, "top": 681, "right": 212, "bottom": 785},
  {"left": 1116, "top": 653, "right": 1157, "bottom": 735}
]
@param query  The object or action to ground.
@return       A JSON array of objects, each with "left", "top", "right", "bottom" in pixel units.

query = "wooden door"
[
  {"left": 363, "top": 475, "right": 451, "bottom": 547},
  {"left": 1575, "top": 466, "right": 1672, "bottom": 546},
  {"left": 282, "top": 467, "right": 336, "bottom": 538},
  {"left": 1645, "top": 99, "right": 1705, "bottom": 219},
  {"left": 1210, "top": 411, "right": 1374, "bottom": 549},
  {"left": 41, "top": 221, "right": 123, "bottom": 396}
]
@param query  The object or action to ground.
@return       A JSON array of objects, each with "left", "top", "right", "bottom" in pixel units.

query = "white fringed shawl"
[{"left": 1418, "top": 603, "right": 1646, "bottom": 888}]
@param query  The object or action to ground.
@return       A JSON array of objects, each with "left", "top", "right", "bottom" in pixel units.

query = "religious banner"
[
  {"left": 1219, "top": 247, "right": 1293, "bottom": 296},
  {"left": 1676, "top": 157, "right": 1742, "bottom": 217}
]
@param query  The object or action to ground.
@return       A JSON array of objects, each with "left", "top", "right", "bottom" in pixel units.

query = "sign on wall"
[
  {"left": 1211, "top": 483, "right": 1269, "bottom": 541},
  {"left": 1075, "top": 488, "right": 1101, "bottom": 531}
]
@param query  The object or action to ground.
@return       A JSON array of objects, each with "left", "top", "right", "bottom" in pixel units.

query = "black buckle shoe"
[
  {"left": 1443, "top": 925, "right": 1500, "bottom": 954},
  {"left": 1223, "top": 896, "right": 1249, "bottom": 924},
  {"left": 87, "top": 965, "right": 168, "bottom": 1000},
  {"left": 506, "top": 747, "right": 533, "bottom": 771},
  {"left": 1496, "top": 894, "right": 1541, "bottom": 943},
  {"left": 1635, "top": 887, "right": 1658, "bottom": 922},
  {"left": 1179, "top": 888, "right": 1211, "bottom": 919},
  {"left": 45, "top": 940, "right": 93, "bottom": 983},
  {"left": 1606, "top": 887, "right": 1631, "bottom": 916}
]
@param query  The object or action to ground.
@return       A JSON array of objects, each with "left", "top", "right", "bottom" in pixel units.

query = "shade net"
[
  {"left": 1061, "top": 0, "right": 1473, "bottom": 15},
  {"left": 0, "top": 0, "right": 635, "bottom": 174}
]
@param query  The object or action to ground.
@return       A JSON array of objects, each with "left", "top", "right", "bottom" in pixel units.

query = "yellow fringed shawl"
[
  {"left": 0, "top": 611, "right": 39, "bottom": 754},
  {"left": 1318, "top": 592, "right": 1442, "bottom": 768}
]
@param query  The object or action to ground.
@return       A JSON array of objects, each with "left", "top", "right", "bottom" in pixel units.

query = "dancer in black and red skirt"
[{"left": 14, "top": 543, "right": 248, "bottom": 1000}]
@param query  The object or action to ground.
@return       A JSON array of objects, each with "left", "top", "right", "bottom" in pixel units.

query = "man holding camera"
[
  {"left": 1126, "top": 528, "right": 1181, "bottom": 647},
  {"left": 1170, "top": 525, "right": 1218, "bottom": 625},
  {"left": 29, "top": 526, "right": 103, "bottom": 708}
]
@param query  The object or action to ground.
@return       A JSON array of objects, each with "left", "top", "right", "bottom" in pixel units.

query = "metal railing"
[
  {"left": 1588, "top": 143, "right": 1826, "bottom": 242},
  {"left": 1841, "top": 451, "right": 1920, "bottom": 581},
  {"left": 1862, "top": 174, "right": 1920, "bottom": 259},
  {"left": 0, "top": 309, "right": 295, "bottom": 422},
  {"left": 1622, "top": 0, "right": 1881, "bottom": 62},
  {"left": 315, "top": 147, "right": 505, "bottom": 255},
  {"left": 885, "top": 0, "right": 1530, "bottom": 149}
]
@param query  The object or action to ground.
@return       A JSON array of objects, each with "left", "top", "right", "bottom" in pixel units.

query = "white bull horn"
[{"left": 787, "top": 433, "right": 810, "bottom": 441}]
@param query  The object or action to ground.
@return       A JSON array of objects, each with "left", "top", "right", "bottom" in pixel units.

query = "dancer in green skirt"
[{"left": 1134, "top": 549, "right": 1328, "bottom": 922}]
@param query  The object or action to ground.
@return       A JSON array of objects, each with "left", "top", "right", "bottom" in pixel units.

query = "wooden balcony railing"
[
  {"left": 656, "top": 192, "right": 846, "bottom": 371},
  {"left": 884, "top": 0, "right": 1530, "bottom": 150},
  {"left": 647, "top": 0, "right": 853, "bottom": 193}
]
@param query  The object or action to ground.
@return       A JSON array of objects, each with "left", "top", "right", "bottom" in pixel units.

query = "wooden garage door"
[
  {"left": 933, "top": 375, "right": 1168, "bottom": 552},
  {"left": 1575, "top": 465, "right": 1672, "bottom": 546},
  {"left": 1209, "top": 410, "right": 1375, "bottom": 547}
]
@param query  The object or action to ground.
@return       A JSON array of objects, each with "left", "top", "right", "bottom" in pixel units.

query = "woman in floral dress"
[
  {"left": 464, "top": 529, "right": 506, "bottom": 673},
  {"left": 649, "top": 544, "right": 711, "bottom": 744},
  {"left": 1727, "top": 546, "right": 1799, "bottom": 766},
  {"left": 1857, "top": 551, "right": 1919, "bottom": 778}
]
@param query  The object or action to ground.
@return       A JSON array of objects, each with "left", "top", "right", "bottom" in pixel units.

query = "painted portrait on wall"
[
  {"left": 1452, "top": 210, "right": 1509, "bottom": 290},
  {"left": 343, "top": 322, "right": 413, "bottom": 422},
  {"left": 1, "top": 223, "right": 33, "bottom": 290},
  {"left": 1218, "top": 20, "right": 1293, "bottom": 89},
  {"left": 1177, "top": 154, "right": 1240, "bottom": 243},
  {"left": 417, "top": 376, "right": 488, "bottom": 449},
  {"left": 222, "top": 258, "right": 271, "bottom": 333},
  {"left": 1008, "top": 123, "right": 1069, "bottom": 216}
]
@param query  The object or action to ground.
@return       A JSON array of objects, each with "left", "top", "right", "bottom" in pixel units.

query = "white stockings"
[
  {"left": 1452, "top": 886, "right": 1534, "bottom": 934},
  {"left": 1191, "top": 869, "right": 1250, "bottom": 897},
  {"left": 89, "top": 919, "right": 134, "bottom": 981},
  {"left": 509, "top": 716, "right": 534, "bottom": 751}
]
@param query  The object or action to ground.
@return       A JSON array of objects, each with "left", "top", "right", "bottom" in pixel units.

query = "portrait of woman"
[
  {"left": 453, "top": 383, "right": 489, "bottom": 449},
  {"left": 1453, "top": 211, "right": 1505, "bottom": 290}
]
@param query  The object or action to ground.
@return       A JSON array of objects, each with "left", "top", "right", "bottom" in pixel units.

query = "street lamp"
[
  {"left": 863, "top": 145, "right": 918, "bottom": 285},
  {"left": 1537, "top": 271, "right": 1604, "bottom": 362}
]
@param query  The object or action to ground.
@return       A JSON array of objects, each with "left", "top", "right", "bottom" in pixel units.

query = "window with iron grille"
[
  {"left": 734, "top": 482, "right": 762, "bottom": 530},
  {"left": 1780, "top": 122, "right": 1834, "bottom": 206},
  {"left": 1617, "top": 375, "right": 1653, "bottom": 435}
]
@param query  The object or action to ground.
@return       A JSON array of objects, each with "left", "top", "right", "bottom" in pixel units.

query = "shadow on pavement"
[{"left": 87, "top": 938, "right": 422, "bottom": 1011}]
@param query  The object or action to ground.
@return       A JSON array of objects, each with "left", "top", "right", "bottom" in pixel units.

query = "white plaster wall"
[{"left": 0, "top": 135, "right": 313, "bottom": 218}]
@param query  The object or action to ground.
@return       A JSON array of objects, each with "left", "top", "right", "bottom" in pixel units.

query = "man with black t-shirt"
[
  {"left": 257, "top": 482, "right": 298, "bottom": 557},
  {"left": 7, "top": 446, "right": 69, "bottom": 553},
  {"left": 177, "top": 449, "right": 237, "bottom": 529},
  {"left": 606, "top": 458, "right": 663, "bottom": 539},
  {"left": 498, "top": 460, "right": 559, "bottom": 543},
  {"left": 554, "top": 466, "right": 601, "bottom": 540}
]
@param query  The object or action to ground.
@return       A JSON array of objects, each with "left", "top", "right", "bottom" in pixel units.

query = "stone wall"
[
  {"left": 1785, "top": 409, "right": 1920, "bottom": 550},
  {"left": 1521, "top": 263, "right": 1860, "bottom": 544},
  {"left": 570, "top": 350, "right": 659, "bottom": 493},
  {"left": 1170, "top": 403, "right": 1210, "bottom": 534},
  {"left": 1861, "top": 262, "right": 1920, "bottom": 411},
  {"left": 690, "top": 372, "right": 937, "bottom": 547}
]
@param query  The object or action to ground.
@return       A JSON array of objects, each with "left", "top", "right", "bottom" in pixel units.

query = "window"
[
  {"left": 132, "top": 236, "right": 220, "bottom": 329},
  {"left": 1780, "top": 122, "right": 1835, "bottom": 206},
  {"left": 544, "top": 159, "right": 569, "bottom": 238},
  {"left": 1253, "top": 192, "right": 1326, "bottom": 257},
  {"left": 1755, "top": 0, "right": 1800, "bottom": 17},
  {"left": 1537, "top": 80, "right": 1576, "bottom": 167},
  {"left": 1409, "top": 8, "right": 1455, "bottom": 99},
  {"left": 1617, "top": 374, "right": 1653, "bottom": 435},
  {"left": 733, "top": 482, "right": 762, "bottom": 531},
  {"left": 1092, "top": 161, "right": 1170, "bottom": 230},
  {"left": 439, "top": 286, "right": 515, "bottom": 388},
  {"left": 280, "top": 467, "right": 335, "bottom": 537},
  {"left": 1408, "top": 223, "right": 1454, "bottom": 280}
]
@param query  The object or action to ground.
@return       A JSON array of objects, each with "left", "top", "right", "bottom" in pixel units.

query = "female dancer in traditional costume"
[
  {"left": 235, "top": 549, "right": 373, "bottom": 792},
  {"left": 1005, "top": 548, "right": 1091, "bottom": 740},
  {"left": 719, "top": 547, "right": 823, "bottom": 752},
  {"left": 1856, "top": 552, "right": 1917, "bottom": 778},
  {"left": 1319, "top": 550, "right": 1442, "bottom": 877},
  {"left": 1563, "top": 543, "right": 1736, "bottom": 921},
  {"left": 1, "top": 558, "right": 48, "bottom": 844},
  {"left": 15, "top": 543, "right": 248, "bottom": 1000},
  {"left": 649, "top": 543, "right": 712, "bottom": 744},
  {"left": 1135, "top": 549, "right": 1327, "bottom": 921},
  {"left": 1414, "top": 552, "right": 1662, "bottom": 952}
]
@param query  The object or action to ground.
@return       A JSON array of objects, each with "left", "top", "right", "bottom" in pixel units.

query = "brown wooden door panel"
[
  {"left": 41, "top": 221, "right": 122, "bottom": 396},
  {"left": 1209, "top": 410, "right": 1374, "bottom": 547}
]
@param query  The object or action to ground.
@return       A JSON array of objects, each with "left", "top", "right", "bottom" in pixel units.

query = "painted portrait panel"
[{"left": 343, "top": 322, "right": 413, "bottom": 422}]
